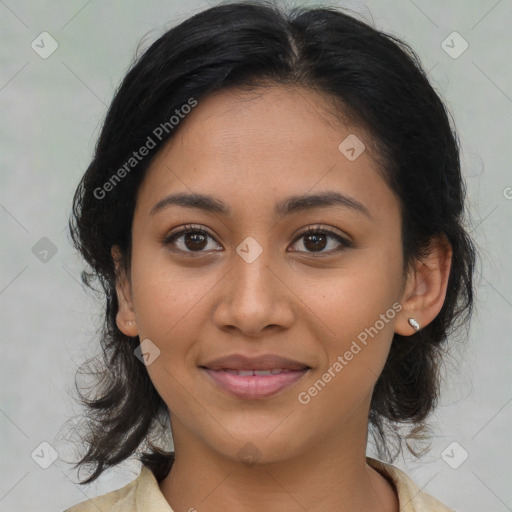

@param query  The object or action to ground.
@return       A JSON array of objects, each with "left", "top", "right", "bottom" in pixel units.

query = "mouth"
[
  {"left": 199, "top": 367, "right": 310, "bottom": 399},
  {"left": 199, "top": 353, "right": 311, "bottom": 399}
]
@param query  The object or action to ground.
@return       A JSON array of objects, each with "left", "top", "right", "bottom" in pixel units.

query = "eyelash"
[{"left": 161, "top": 224, "right": 353, "bottom": 257}]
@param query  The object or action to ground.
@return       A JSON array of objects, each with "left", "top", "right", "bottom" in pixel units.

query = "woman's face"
[{"left": 115, "top": 85, "right": 410, "bottom": 464}]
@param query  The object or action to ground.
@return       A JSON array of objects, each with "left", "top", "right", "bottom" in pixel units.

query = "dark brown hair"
[{"left": 67, "top": 0, "right": 476, "bottom": 484}]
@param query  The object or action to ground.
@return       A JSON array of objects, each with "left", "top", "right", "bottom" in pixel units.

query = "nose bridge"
[
  {"left": 213, "top": 236, "right": 293, "bottom": 335},
  {"left": 231, "top": 239, "right": 277, "bottom": 309}
]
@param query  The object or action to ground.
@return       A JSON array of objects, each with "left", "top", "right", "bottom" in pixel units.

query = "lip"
[
  {"left": 200, "top": 353, "right": 310, "bottom": 371},
  {"left": 201, "top": 367, "right": 310, "bottom": 399}
]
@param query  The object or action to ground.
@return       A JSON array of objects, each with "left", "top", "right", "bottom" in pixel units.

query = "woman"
[{"left": 64, "top": 1, "right": 476, "bottom": 510}]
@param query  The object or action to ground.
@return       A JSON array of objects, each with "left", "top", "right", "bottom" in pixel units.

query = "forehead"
[
  {"left": 169, "top": 85, "right": 357, "bottom": 158},
  {"left": 135, "top": 85, "right": 398, "bottom": 222}
]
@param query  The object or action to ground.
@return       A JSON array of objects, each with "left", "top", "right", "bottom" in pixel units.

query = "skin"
[{"left": 113, "top": 85, "right": 452, "bottom": 512}]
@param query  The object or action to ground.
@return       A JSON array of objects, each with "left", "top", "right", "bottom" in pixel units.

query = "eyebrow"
[{"left": 150, "top": 191, "right": 371, "bottom": 218}]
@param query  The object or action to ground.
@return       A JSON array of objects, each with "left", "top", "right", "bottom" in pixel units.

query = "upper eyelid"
[
  {"left": 166, "top": 224, "right": 219, "bottom": 242},
  {"left": 164, "top": 224, "right": 351, "bottom": 248}
]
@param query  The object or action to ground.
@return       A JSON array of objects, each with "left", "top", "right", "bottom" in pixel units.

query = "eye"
[
  {"left": 289, "top": 226, "right": 352, "bottom": 255},
  {"left": 161, "top": 224, "right": 222, "bottom": 255},
  {"left": 161, "top": 224, "right": 352, "bottom": 257}
]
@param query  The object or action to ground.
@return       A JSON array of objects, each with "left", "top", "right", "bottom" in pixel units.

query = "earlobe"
[
  {"left": 122, "top": 318, "right": 138, "bottom": 337},
  {"left": 395, "top": 235, "right": 453, "bottom": 336},
  {"left": 111, "top": 245, "right": 138, "bottom": 337}
]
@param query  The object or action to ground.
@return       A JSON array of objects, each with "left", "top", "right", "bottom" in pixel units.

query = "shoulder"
[
  {"left": 366, "top": 457, "right": 456, "bottom": 512},
  {"left": 63, "top": 466, "right": 166, "bottom": 512}
]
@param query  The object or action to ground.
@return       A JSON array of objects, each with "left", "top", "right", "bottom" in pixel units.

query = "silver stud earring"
[{"left": 408, "top": 317, "right": 420, "bottom": 332}]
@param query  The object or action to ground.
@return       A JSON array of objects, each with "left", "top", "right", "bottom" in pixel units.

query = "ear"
[
  {"left": 111, "top": 245, "right": 138, "bottom": 337},
  {"left": 395, "top": 235, "right": 453, "bottom": 336}
]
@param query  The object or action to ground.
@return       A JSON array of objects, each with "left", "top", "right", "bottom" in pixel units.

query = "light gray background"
[{"left": 1, "top": 0, "right": 511, "bottom": 511}]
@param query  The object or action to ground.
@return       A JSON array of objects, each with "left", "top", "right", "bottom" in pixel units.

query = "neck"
[{"left": 158, "top": 420, "right": 398, "bottom": 512}]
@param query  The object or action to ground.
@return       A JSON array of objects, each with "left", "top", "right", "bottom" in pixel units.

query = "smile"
[{"left": 200, "top": 368, "right": 310, "bottom": 399}]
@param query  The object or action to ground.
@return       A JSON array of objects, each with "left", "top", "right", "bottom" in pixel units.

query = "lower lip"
[{"left": 201, "top": 368, "right": 309, "bottom": 399}]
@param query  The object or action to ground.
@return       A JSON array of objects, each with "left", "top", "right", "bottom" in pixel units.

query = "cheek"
[
  {"left": 129, "top": 241, "right": 210, "bottom": 336},
  {"left": 129, "top": 256, "right": 211, "bottom": 410},
  {"left": 315, "top": 250, "right": 401, "bottom": 320},
  {"left": 306, "top": 250, "right": 403, "bottom": 371},
  {"left": 296, "top": 280, "right": 399, "bottom": 418}
]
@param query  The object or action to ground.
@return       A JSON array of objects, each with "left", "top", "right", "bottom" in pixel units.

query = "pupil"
[
  {"left": 186, "top": 232, "right": 207, "bottom": 251},
  {"left": 305, "top": 234, "right": 326, "bottom": 251}
]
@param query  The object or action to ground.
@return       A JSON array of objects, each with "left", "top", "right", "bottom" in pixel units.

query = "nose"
[{"left": 212, "top": 245, "right": 295, "bottom": 338}]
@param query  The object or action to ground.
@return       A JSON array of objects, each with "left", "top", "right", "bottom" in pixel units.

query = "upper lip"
[{"left": 200, "top": 353, "right": 310, "bottom": 371}]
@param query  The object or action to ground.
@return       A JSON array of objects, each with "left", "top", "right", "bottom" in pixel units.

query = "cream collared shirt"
[{"left": 64, "top": 457, "right": 455, "bottom": 511}]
